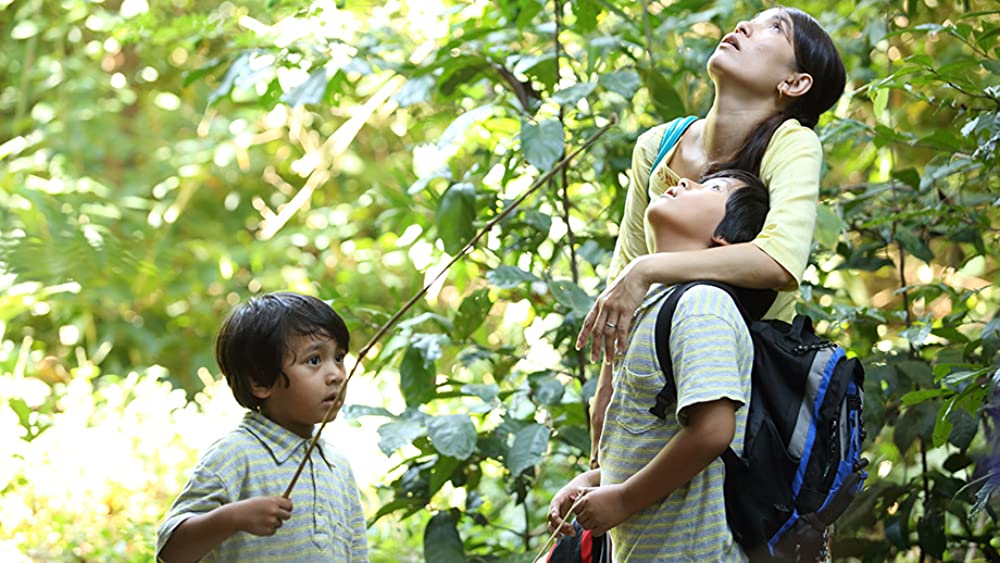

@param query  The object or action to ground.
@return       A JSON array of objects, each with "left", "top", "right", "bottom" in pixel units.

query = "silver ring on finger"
[{"left": 605, "top": 322, "right": 617, "bottom": 329}]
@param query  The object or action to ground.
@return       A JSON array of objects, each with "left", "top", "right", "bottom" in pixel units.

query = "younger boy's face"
[
  {"left": 646, "top": 176, "right": 745, "bottom": 251},
  {"left": 252, "top": 332, "right": 347, "bottom": 438}
]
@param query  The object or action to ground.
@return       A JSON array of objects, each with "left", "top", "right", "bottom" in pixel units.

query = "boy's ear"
[
  {"left": 250, "top": 380, "right": 274, "bottom": 400},
  {"left": 711, "top": 235, "right": 731, "bottom": 247}
]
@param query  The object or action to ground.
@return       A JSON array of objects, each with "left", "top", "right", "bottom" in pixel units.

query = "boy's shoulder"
[
  {"left": 671, "top": 283, "right": 744, "bottom": 325},
  {"left": 190, "top": 422, "right": 258, "bottom": 471}
]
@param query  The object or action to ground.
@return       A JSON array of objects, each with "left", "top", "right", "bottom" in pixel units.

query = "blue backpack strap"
[{"left": 648, "top": 116, "right": 697, "bottom": 186}]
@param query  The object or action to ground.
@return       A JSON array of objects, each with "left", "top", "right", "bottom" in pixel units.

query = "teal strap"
[{"left": 648, "top": 116, "right": 697, "bottom": 185}]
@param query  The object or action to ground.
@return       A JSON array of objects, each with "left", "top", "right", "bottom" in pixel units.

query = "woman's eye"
[
  {"left": 307, "top": 356, "right": 321, "bottom": 366},
  {"left": 335, "top": 353, "right": 346, "bottom": 363}
]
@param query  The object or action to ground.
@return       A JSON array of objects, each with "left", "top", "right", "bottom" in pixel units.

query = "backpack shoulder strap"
[
  {"left": 648, "top": 116, "right": 697, "bottom": 186},
  {"left": 649, "top": 281, "right": 747, "bottom": 420}
]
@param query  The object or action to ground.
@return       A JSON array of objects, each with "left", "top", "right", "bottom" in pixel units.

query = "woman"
[{"left": 582, "top": 7, "right": 847, "bottom": 467}]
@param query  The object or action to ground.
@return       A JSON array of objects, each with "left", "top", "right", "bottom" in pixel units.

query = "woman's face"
[{"left": 707, "top": 8, "right": 800, "bottom": 97}]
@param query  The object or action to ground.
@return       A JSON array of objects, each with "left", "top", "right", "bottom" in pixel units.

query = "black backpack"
[{"left": 651, "top": 281, "right": 868, "bottom": 562}]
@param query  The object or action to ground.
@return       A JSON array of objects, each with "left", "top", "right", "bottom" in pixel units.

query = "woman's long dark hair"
[{"left": 707, "top": 8, "right": 846, "bottom": 177}]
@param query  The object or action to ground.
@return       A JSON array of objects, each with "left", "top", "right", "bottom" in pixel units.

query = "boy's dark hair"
[
  {"left": 701, "top": 169, "right": 770, "bottom": 244},
  {"left": 215, "top": 292, "right": 350, "bottom": 411}
]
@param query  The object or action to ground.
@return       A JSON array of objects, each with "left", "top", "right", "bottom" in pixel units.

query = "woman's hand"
[{"left": 577, "top": 257, "right": 652, "bottom": 362}]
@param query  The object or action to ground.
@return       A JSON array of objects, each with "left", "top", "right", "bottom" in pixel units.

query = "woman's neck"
[{"left": 703, "top": 86, "right": 782, "bottom": 162}]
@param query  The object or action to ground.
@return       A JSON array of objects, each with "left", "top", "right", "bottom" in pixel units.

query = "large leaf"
[
  {"left": 637, "top": 65, "right": 686, "bottom": 120},
  {"left": 552, "top": 82, "right": 596, "bottom": 106},
  {"left": 280, "top": 67, "right": 328, "bottom": 107},
  {"left": 399, "top": 344, "right": 437, "bottom": 406},
  {"left": 521, "top": 118, "right": 564, "bottom": 171},
  {"left": 453, "top": 289, "right": 492, "bottom": 340},
  {"left": 549, "top": 279, "right": 594, "bottom": 317},
  {"left": 438, "top": 105, "right": 493, "bottom": 149},
  {"left": 436, "top": 182, "right": 477, "bottom": 255},
  {"left": 377, "top": 419, "right": 427, "bottom": 455},
  {"left": 599, "top": 70, "right": 641, "bottom": 98},
  {"left": 487, "top": 265, "right": 540, "bottom": 289},
  {"left": 506, "top": 423, "right": 550, "bottom": 476},
  {"left": 423, "top": 512, "right": 465, "bottom": 563},
  {"left": 427, "top": 414, "right": 477, "bottom": 460}
]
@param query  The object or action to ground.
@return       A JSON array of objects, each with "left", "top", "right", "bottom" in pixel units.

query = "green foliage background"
[{"left": 1, "top": 0, "right": 998, "bottom": 560}]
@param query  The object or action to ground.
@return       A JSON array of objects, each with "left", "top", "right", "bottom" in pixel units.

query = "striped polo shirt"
[
  {"left": 598, "top": 284, "right": 751, "bottom": 563},
  {"left": 157, "top": 411, "right": 368, "bottom": 562}
]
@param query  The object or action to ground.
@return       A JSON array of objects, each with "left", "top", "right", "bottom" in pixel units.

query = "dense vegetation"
[{"left": 1, "top": 0, "right": 997, "bottom": 560}]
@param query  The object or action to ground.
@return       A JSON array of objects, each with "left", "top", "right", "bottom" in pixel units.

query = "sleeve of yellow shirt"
[
  {"left": 607, "top": 124, "right": 669, "bottom": 283},
  {"left": 752, "top": 120, "right": 822, "bottom": 290}
]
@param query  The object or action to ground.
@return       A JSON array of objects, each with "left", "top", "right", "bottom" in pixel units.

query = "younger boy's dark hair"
[
  {"left": 215, "top": 292, "right": 350, "bottom": 411},
  {"left": 703, "top": 169, "right": 770, "bottom": 244}
]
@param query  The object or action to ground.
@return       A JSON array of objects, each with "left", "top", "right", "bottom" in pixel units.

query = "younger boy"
[
  {"left": 157, "top": 292, "right": 368, "bottom": 562},
  {"left": 547, "top": 170, "right": 769, "bottom": 562}
]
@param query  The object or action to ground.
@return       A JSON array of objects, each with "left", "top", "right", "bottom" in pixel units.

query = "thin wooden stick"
[
  {"left": 532, "top": 494, "right": 587, "bottom": 563},
  {"left": 283, "top": 116, "right": 618, "bottom": 498}
]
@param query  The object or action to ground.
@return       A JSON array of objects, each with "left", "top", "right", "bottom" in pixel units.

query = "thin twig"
[{"left": 283, "top": 116, "right": 619, "bottom": 497}]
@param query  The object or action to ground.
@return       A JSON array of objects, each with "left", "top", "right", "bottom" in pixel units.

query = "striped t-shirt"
[
  {"left": 598, "top": 284, "right": 752, "bottom": 563},
  {"left": 157, "top": 411, "right": 368, "bottom": 562}
]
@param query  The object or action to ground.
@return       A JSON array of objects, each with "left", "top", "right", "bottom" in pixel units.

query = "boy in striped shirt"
[
  {"left": 158, "top": 292, "right": 368, "bottom": 562},
  {"left": 548, "top": 170, "right": 769, "bottom": 562}
]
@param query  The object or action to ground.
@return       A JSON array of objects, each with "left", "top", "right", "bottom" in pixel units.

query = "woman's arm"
[
  {"left": 579, "top": 243, "right": 791, "bottom": 361},
  {"left": 588, "top": 361, "right": 614, "bottom": 468},
  {"left": 578, "top": 122, "right": 822, "bottom": 361}
]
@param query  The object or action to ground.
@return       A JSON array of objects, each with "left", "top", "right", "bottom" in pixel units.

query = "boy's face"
[
  {"left": 251, "top": 332, "right": 347, "bottom": 438},
  {"left": 646, "top": 176, "right": 745, "bottom": 251}
]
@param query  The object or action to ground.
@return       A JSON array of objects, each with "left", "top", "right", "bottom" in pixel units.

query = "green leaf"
[
  {"left": 428, "top": 455, "right": 462, "bottom": 496},
  {"left": 946, "top": 409, "right": 977, "bottom": 451},
  {"left": 942, "top": 452, "right": 974, "bottom": 473},
  {"left": 530, "top": 373, "right": 565, "bottom": 406},
  {"left": 506, "top": 423, "right": 550, "bottom": 475},
  {"left": 280, "top": 67, "right": 328, "bottom": 107},
  {"left": 900, "top": 388, "right": 952, "bottom": 407},
  {"left": 460, "top": 383, "right": 499, "bottom": 402},
  {"left": 453, "top": 289, "right": 492, "bottom": 340},
  {"left": 487, "top": 265, "right": 540, "bottom": 289},
  {"left": 394, "top": 75, "right": 435, "bottom": 107},
  {"left": 891, "top": 168, "right": 921, "bottom": 190},
  {"left": 208, "top": 52, "right": 253, "bottom": 106},
  {"left": 570, "top": 0, "right": 600, "bottom": 33},
  {"left": 814, "top": 204, "right": 846, "bottom": 250},
  {"left": 423, "top": 512, "right": 465, "bottom": 563},
  {"left": 895, "top": 227, "right": 934, "bottom": 263},
  {"left": 437, "top": 182, "right": 477, "bottom": 255},
  {"left": 637, "top": 66, "right": 685, "bottom": 120},
  {"left": 521, "top": 119, "right": 564, "bottom": 171},
  {"left": 438, "top": 105, "right": 493, "bottom": 148},
  {"left": 377, "top": 419, "right": 427, "bottom": 455},
  {"left": 549, "top": 279, "right": 593, "bottom": 317},
  {"left": 427, "top": 414, "right": 477, "bottom": 460},
  {"left": 917, "top": 512, "right": 946, "bottom": 560},
  {"left": 982, "top": 60, "right": 1000, "bottom": 75},
  {"left": 599, "top": 70, "right": 641, "bottom": 98},
  {"left": 399, "top": 344, "right": 437, "bottom": 406},
  {"left": 894, "top": 402, "right": 937, "bottom": 454},
  {"left": 552, "top": 82, "right": 596, "bottom": 106}
]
